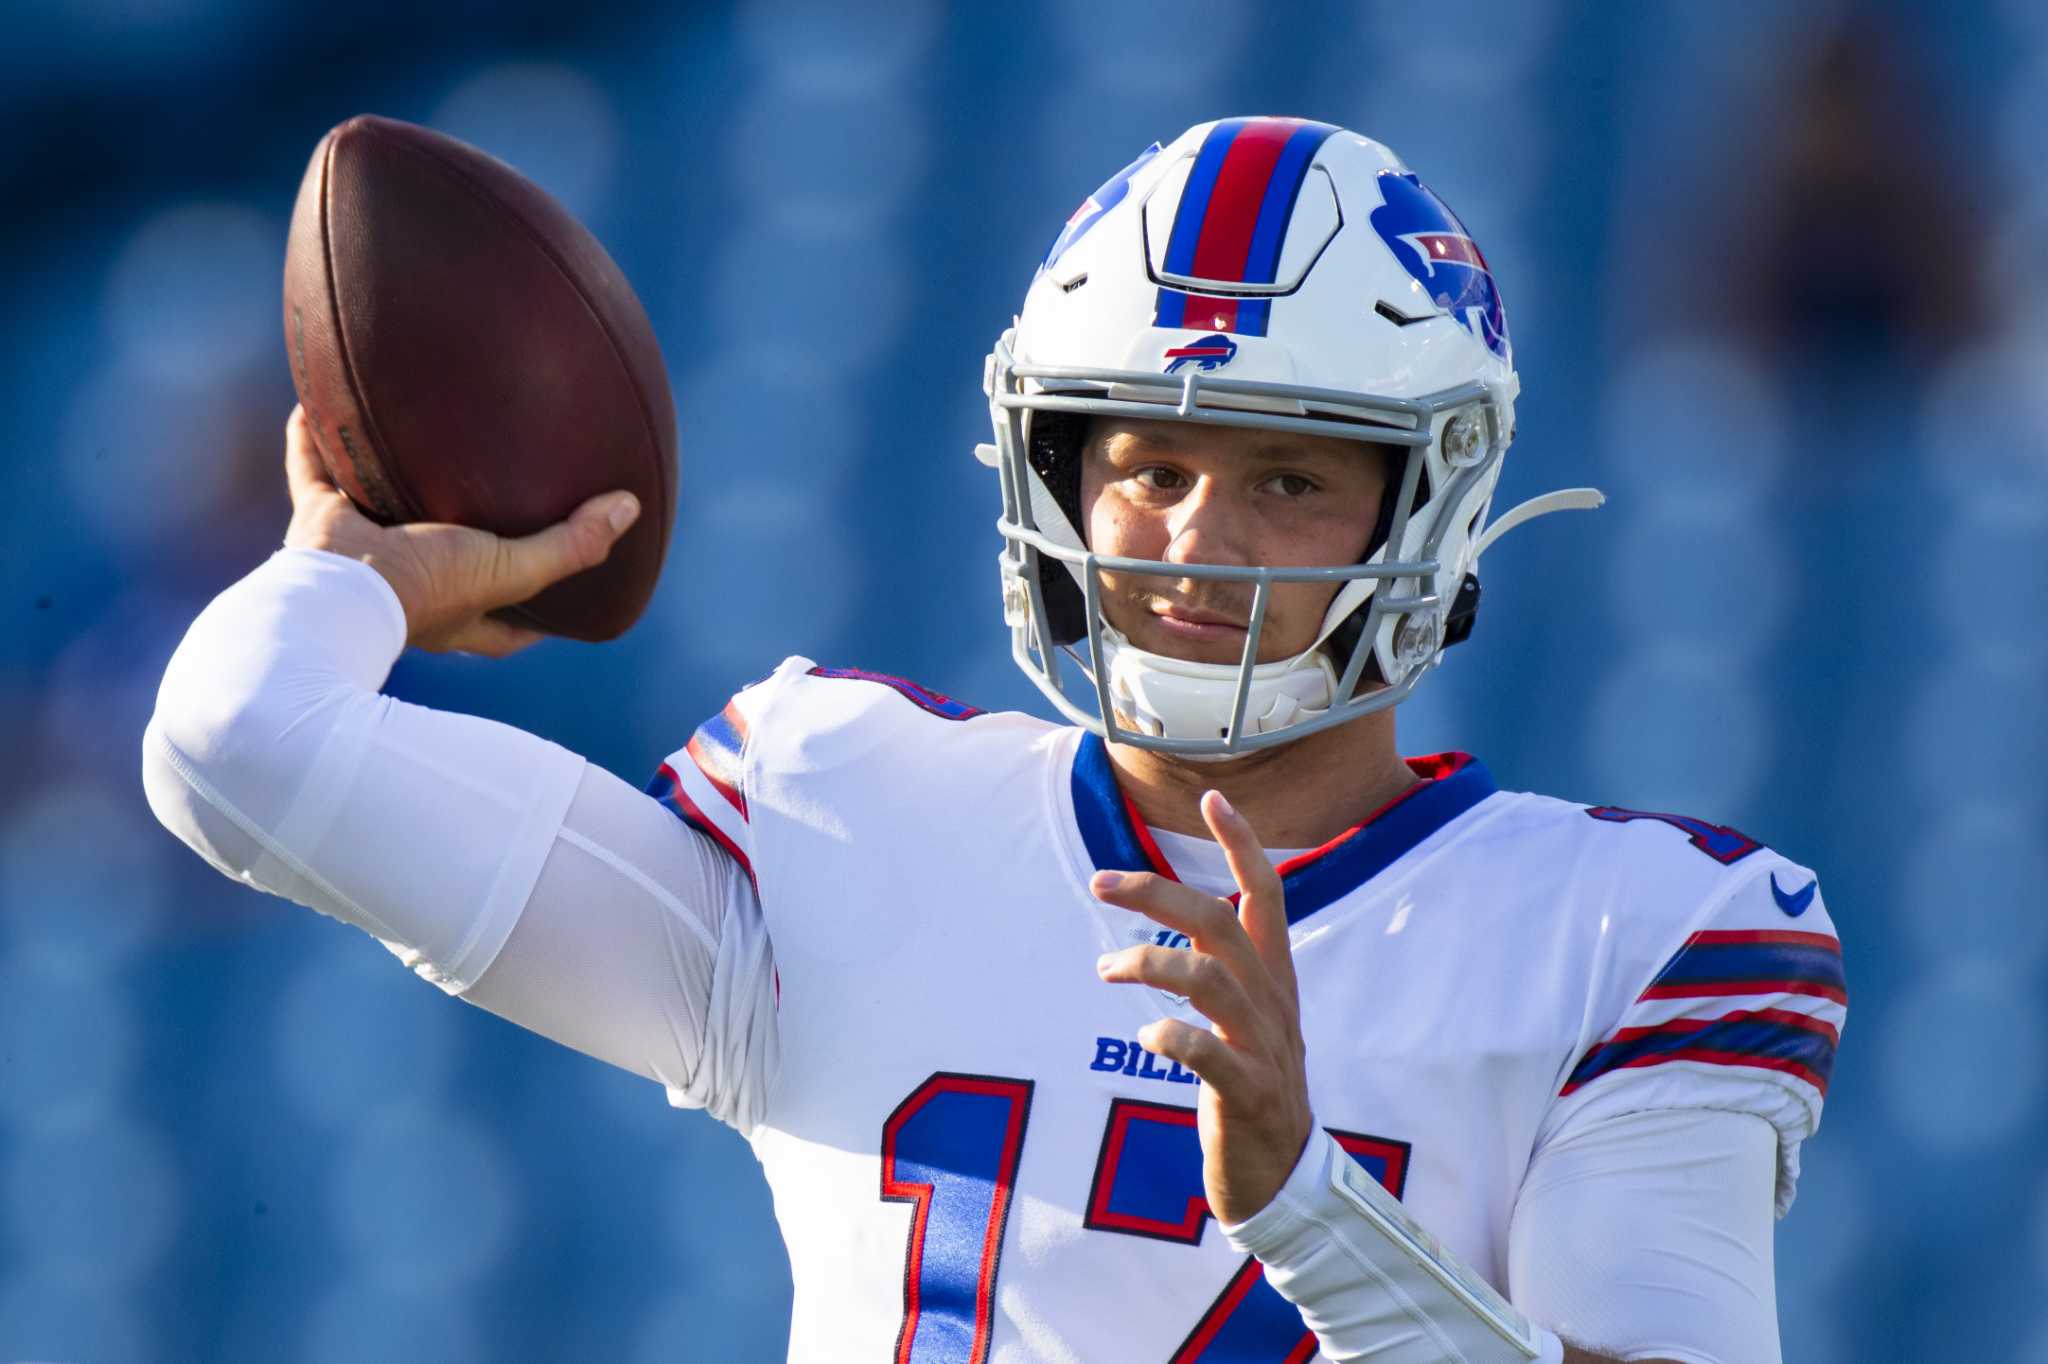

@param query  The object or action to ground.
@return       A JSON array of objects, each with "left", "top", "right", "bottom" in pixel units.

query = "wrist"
[
  {"left": 347, "top": 551, "right": 423, "bottom": 634},
  {"left": 273, "top": 546, "right": 413, "bottom": 656},
  {"left": 282, "top": 511, "right": 425, "bottom": 632},
  {"left": 1222, "top": 1128, "right": 1557, "bottom": 1363},
  {"left": 1221, "top": 1123, "right": 1329, "bottom": 1254}
]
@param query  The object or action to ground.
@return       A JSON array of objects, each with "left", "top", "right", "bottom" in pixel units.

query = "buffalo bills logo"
[
  {"left": 1043, "top": 142, "right": 1162, "bottom": 271},
  {"left": 1368, "top": 171, "right": 1509, "bottom": 359},
  {"left": 1163, "top": 333, "right": 1238, "bottom": 373}
]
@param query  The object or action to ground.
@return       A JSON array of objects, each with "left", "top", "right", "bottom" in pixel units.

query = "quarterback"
[{"left": 144, "top": 118, "right": 1843, "bottom": 1363}]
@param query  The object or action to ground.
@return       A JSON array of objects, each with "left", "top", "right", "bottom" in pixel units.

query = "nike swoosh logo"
[{"left": 1771, "top": 873, "right": 1818, "bottom": 917}]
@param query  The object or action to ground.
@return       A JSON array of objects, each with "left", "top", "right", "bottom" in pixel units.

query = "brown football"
[{"left": 283, "top": 114, "right": 676, "bottom": 641}]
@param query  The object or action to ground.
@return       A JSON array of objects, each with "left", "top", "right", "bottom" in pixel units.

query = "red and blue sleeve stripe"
[
  {"left": 684, "top": 701, "right": 749, "bottom": 818},
  {"left": 1154, "top": 117, "right": 1339, "bottom": 337},
  {"left": 1638, "top": 929, "right": 1846, "bottom": 1006},
  {"left": 1561, "top": 1006, "right": 1839, "bottom": 1097},
  {"left": 645, "top": 761, "right": 755, "bottom": 887},
  {"left": 804, "top": 665, "right": 984, "bottom": 721}
]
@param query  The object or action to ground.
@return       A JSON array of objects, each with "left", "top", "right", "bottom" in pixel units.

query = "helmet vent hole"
[
  {"left": 1060, "top": 273, "right": 1089, "bottom": 294},
  {"left": 1374, "top": 299, "right": 1429, "bottom": 327}
]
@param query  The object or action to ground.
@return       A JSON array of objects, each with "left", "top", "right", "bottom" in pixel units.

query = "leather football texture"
[{"left": 283, "top": 114, "right": 677, "bottom": 641}]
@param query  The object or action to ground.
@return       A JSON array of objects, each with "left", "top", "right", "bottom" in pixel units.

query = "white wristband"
[{"left": 1222, "top": 1128, "right": 1564, "bottom": 1364}]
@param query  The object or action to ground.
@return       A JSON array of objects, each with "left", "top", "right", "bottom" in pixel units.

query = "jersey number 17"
[{"left": 880, "top": 1072, "right": 1411, "bottom": 1364}]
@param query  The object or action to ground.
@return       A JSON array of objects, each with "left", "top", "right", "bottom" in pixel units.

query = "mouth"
[{"left": 1149, "top": 604, "right": 1250, "bottom": 643}]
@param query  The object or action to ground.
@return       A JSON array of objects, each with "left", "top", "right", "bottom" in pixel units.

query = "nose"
[{"left": 1162, "top": 475, "right": 1254, "bottom": 570}]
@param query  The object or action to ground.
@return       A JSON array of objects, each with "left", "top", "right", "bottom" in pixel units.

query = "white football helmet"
[{"left": 979, "top": 116, "right": 1601, "bottom": 757}]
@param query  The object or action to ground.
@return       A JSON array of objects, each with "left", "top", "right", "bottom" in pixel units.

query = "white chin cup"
[{"left": 1100, "top": 627, "right": 1338, "bottom": 750}]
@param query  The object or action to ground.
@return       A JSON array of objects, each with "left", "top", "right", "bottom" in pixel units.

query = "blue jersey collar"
[{"left": 1069, "top": 733, "right": 1497, "bottom": 924}]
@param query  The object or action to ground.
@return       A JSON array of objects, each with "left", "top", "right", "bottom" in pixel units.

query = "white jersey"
[
  {"left": 654, "top": 656, "right": 1845, "bottom": 1364},
  {"left": 143, "top": 553, "right": 1833, "bottom": 1361}
]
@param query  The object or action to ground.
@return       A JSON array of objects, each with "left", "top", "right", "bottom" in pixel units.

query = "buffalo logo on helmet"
[
  {"left": 1042, "top": 142, "right": 1162, "bottom": 271},
  {"left": 1368, "top": 171, "right": 1509, "bottom": 360},
  {"left": 1162, "top": 333, "right": 1239, "bottom": 374}
]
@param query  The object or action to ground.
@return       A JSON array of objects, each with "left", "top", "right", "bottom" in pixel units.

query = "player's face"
[{"left": 1080, "top": 417, "right": 1388, "bottom": 665}]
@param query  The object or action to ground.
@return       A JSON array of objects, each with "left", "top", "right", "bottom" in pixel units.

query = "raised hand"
[
  {"left": 281, "top": 406, "right": 639, "bottom": 657},
  {"left": 1091, "top": 790, "right": 1313, "bottom": 1225}
]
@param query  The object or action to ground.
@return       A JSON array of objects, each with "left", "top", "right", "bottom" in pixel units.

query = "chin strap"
[{"left": 1099, "top": 626, "right": 1337, "bottom": 747}]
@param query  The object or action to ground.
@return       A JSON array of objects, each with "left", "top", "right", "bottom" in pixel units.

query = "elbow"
[
  {"left": 140, "top": 705, "right": 244, "bottom": 878},
  {"left": 139, "top": 633, "right": 304, "bottom": 874},
  {"left": 141, "top": 712, "right": 215, "bottom": 853},
  {"left": 144, "top": 641, "right": 267, "bottom": 799},
  {"left": 138, "top": 553, "right": 398, "bottom": 887},
  {"left": 140, "top": 670, "right": 272, "bottom": 878}
]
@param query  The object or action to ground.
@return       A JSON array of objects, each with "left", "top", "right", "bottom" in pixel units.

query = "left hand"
[{"left": 1091, "top": 790, "right": 1313, "bottom": 1226}]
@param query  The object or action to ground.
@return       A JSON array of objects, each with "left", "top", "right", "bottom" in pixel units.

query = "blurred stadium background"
[{"left": 2, "top": 0, "right": 2042, "bottom": 1359}]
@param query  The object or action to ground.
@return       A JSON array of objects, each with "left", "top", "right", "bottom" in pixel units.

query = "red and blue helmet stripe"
[{"left": 1153, "top": 117, "right": 1340, "bottom": 337}]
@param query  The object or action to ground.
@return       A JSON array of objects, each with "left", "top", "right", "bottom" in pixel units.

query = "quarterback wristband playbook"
[{"left": 1222, "top": 1129, "right": 1565, "bottom": 1364}]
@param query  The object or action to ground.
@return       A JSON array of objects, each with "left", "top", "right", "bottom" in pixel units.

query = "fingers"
[
  {"left": 1091, "top": 866, "right": 1287, "bottom": 1047},
  {"left": 1134, "top": 1017, "right": 1246, "bottom": 1093},
  {"left": 1201, "top": 790, "right": 1298, "bottom": 1009},
  {"left": 438, "top": 615, "right": 548, "bottom": 658},
  {"left": 283, "top": 405, "right": 337, "bottom": 504},
  {"left": 1091, "top": 870, "right": 1266, "bottom": 983},
  {"left": 1098, "top": 944, "right": 1261, "bottom": 1039},
  {"left": 487, "top": 490, "right": 640, "bottom": 606},
  {"left": 278, "top": 402, "right": 645, "bottom": 650}
]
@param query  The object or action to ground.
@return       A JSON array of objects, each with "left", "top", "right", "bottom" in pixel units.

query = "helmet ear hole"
[
  {"left": 1035, "top": 557, "right": 1090, "bottom": 646},
  {"left": 1320, "top": 443, "right": 1418, "bottom": 690},
  {"left": 1364, "top": 445, "right": 1419, "bottom": 560},
  {"left": 1027, "top": 408, "right": 1089, "bottom": 528},
  {"left": 1023, "top": 406, "right": 1094, "bottom": 647}
]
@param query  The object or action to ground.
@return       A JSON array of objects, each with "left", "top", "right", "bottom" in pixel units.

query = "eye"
[
  {"left": 1133, "top": 466, "right": 1188, "bottom": 491},
  {"left": 1264, "top": 473, "right": 1319, "bottom": 498}
]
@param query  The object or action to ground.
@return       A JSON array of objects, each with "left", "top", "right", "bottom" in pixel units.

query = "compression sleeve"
[
  {"left": 1509, "top": 1108, "right": 1779, "bottom": 1364},
  {"left": 1221, "top": 1106, "right": 1777, "bottom": 1363},
  {"left": 141, "top": 546, "right": 780, "bottom": 1131}
]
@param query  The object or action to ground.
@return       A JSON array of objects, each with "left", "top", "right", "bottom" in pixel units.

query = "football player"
[{"left": 144, "top": 118, "right": 1844, "bottom": 1363}]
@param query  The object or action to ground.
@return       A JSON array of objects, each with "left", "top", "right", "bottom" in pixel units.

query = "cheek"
[
  {"left": 1265, "top": 505, "right": 1376, "bottom": 570},
  {"left": 1085, "top": 488, "right": 1167, "bottom": 560},
  {"left": 1262, "top": 508, "right": 1378, "bottom": 645}
]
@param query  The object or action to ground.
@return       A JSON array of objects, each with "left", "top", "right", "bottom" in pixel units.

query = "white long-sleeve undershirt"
[
  {"left": 140, "top": 546, "right": 778, "bottom": 1130},
  {"left": 141, "top": 547, "right": 1782, "bottom": 1362}
]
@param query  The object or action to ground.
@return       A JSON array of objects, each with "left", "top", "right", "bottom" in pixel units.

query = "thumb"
[{"left": 489, "top": 490, "right": 640, "bottom": 605}]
